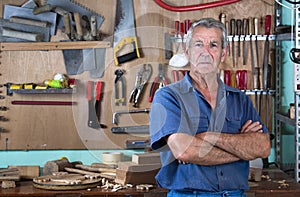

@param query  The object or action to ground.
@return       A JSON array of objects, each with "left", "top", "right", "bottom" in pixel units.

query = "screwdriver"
[{"left": 230, "top": 19, "right": 236, "bottom": 67}]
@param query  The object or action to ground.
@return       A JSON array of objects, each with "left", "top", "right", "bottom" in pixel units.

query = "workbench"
[{"left": 0, "top": 168, "right": 300, "bottom": 197}]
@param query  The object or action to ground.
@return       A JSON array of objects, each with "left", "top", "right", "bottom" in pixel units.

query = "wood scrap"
[
  {"left": 75, "top": 164, "right": 116, "bottom": 173},
  {"left": 8, "top": 165, "right": 39, "bottom": 179},
  {"left": 132, "top": 152, "right": 161, "bottom": 164},
  {"left": 64, "top": 167, "right": 115, "bottom": 180},
  {"left": 91, "top": 163, "right": 116, "bottom": 169},
  {"left": 0, "top": 168, "right": 20, "bottom": 181}
]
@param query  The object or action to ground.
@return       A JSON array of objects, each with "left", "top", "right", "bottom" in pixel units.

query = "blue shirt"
[{"left": 150, "top": 73, "right": 268, "bottom": 192}]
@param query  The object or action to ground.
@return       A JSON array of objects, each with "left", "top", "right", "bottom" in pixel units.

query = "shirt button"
[{"left": 220, "top": 171, "right": 223, "bottom": 176}]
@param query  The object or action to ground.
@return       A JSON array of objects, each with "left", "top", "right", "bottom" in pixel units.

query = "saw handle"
[{"left": 117, "top": 48, "right": 139, "bottom": 65}]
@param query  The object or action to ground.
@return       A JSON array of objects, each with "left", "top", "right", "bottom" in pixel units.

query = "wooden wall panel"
[{"left": 0, "top": 0, "right": 275, "bottom": 150}]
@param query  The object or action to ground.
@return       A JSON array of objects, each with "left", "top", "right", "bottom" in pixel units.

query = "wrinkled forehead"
[{"left": 191, "top": 26, "right": 223, "bottom": 42}]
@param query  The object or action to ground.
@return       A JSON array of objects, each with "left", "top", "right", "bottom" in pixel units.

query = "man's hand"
[{"left": 240, "top": 120, "right": 263, "bottom": 133}]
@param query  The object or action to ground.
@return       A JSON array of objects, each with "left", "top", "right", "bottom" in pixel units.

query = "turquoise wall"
[{"left": 0, "top": 149, "right": 143, "bottom": 168}]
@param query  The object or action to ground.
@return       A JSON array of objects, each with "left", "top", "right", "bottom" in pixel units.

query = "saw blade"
[
  {"left": 46, "top": 0, "right": 104, "bottom": 30},
  {"left": 113, "top": 0, "right": 136, "bottom": 47}
]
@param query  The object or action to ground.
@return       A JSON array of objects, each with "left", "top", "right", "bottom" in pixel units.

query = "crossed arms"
[{"left": 166, "top": 120, "right": 271, "bottom": 165}]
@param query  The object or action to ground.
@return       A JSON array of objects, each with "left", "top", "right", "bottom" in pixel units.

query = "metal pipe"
[{"left": 153, "top": 0, "right": 241, "bottom": 12}]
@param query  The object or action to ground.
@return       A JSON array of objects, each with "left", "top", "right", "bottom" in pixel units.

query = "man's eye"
[
  {"left": 194, "top": 42, "right": 203, "bottom": 47},
  {"left": 210, "top": 43, "right": 218, "bottom": 48}
]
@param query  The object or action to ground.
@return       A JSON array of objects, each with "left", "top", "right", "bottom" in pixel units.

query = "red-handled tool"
[
  {"left": 149, "top": 64, "right": 168, "bottom": 102},
  {"left": 95, "top": 81, "right": 103, "bottom": 124},
  {"left": 87, "top": 81, "right": 106, "bottom": 129}
]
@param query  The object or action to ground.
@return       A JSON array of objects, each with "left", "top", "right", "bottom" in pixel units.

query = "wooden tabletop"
[{"left": 0, "top": 168, "right": 299, "bottom": 197}]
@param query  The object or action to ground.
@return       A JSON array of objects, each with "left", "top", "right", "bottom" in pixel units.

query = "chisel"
[
  {"left": 236, "top": 19, "right": 242, "bottom": 58},
  {"left": 263, "top": 15, "right": 272, "bottom": 131},
  {"left": 242, "top": 18, "right": 249, "bottom": 65},
  {"left": 249, "top": 17, "right": 258, "bottom": 110},
  {"left": 230, "top": 19, "right": 236, "bottom": 67},
  {"left": 254, "top": 17, "right": 262, "bottom": 115}
]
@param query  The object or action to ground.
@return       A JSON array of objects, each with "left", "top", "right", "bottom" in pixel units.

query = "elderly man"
[{"left": 150, "top": 18, "right": 270, "bottom": 197}]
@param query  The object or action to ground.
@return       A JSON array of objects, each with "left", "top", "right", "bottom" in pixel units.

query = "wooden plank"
[
  {"left": 0, "top": 41, "right": 111, "bottom": 51},
  {"left": 8, "top": 166, "right": 40, "bottom": 179}
]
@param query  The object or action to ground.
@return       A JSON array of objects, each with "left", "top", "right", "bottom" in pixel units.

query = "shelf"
[
  {"left": 244, "top": 89, "right": 275, "bottom": 95},
  {"left": 0, "top": 41, "right": 111, "bottom": 51},
  {"left": 276, "top": 113, "right": 295, "bottom": 126},
  {"left": 7, "top": 88, "right": 75, "bottom": 96},
  {"left": 171, "top": 34, "right": 276, "bottom": 43}
]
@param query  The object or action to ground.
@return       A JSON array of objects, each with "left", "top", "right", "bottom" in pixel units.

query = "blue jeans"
[{"left": 167, "top": 190, "right": 246, "bottom": 197}]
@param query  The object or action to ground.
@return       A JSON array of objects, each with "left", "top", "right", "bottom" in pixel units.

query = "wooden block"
[
  {"left": 0, "top": 168, "right": 20, "bottom": 181},
  {"left": 118, "top": 161, "right": 161, "bottom": 172},
  {"left": 132, "top": 152, "right": 161, "bottom": 164},
  {"left": 8, "top": 166, "right": 40, "bottom": 179},
  {"left": 115, "top": 168, "right": 159, "bottom": 185}
]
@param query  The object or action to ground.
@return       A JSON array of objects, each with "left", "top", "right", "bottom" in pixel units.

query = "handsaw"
[{"left": 113, "top": 0, "right": 140, "bottom": 66}]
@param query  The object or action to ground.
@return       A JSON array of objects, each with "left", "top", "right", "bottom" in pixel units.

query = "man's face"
[{"left": 185, "top": 26, "right": 227, "bottom": 75}]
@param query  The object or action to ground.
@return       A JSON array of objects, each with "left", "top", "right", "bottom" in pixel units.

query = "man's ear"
[
  {"left": 184, "top": 45, "right": 189, "bottom": 57},
  {"left": 221, "top": 45, "right": 228, "bottom": 62}
]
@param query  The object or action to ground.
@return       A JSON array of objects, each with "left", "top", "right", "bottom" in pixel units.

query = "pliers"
[
  {"left": 149, "top": 64, "right": 168, "bottom": 102},
  {"left": 129, "top": 64, "right": 152, "bottom": 107}
]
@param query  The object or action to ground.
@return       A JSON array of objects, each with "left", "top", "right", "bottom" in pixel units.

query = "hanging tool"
[
  {"left": 254, "top": 17, "right": 260, "bottom": 89},
  {"left": 263, "top": 15, "right": 272, "bottom": 126},
  {"left": 149, "top": 64, "right": 169, "bottom": 102},
  {"left": 254, "top": 17, "right": 262, "bottom": 115},
  {"left": 112, "top": 108, "right": 150, "bottom": 125},
  {"left": 129, "top": 64, "right": 152, "bottom": 107},
  {"left": 262, "top": 15, "right": 272, "bottom": 168},
  {"left": 125, "top": 140, "right": 150, "bottom": 149},
  {"left": 114, "top": 69, "right": 126, "bottom": 106},
  {"left": 86, "top": 81, "right": 106, "bottom": 129},
  {"left": 242, "top": 18, "right": 249, "bottom": 65},
  {"left": 95, "top": 81, "right": 105, "bottom": 128},
  {"left": 153, "top": 0, "right": 241, "bottom": 12},
  {"left": 46, "top": 0, "right": 104, "bottom": 30},
  {"left": 111, "top": 125, "right": 149, "bottom": 134},
  {"left": 249, "top": 17, "right": 258, "bottom": 110},
  {"left": 230, "top": 19, "right": 236, "bottom": 67},
  {"left": 263, "top": 15, "right": 272, "bottom": 90},
  {"left": 236, "top": 19, "right": 242, "bottom": 59},
  {"left": 113, "top": 0, "right": 140, "bottom": 66}
]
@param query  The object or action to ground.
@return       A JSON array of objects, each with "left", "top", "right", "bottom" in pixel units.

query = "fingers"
[
  {"left": 178, "top": 160, "right": 189, "bottom": 164},
  {"left": 240, "top": 120, "right": 263, "bottom": 133},
  {"left": 240, "top": 120, "right": 252, "bottom": 132}
]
